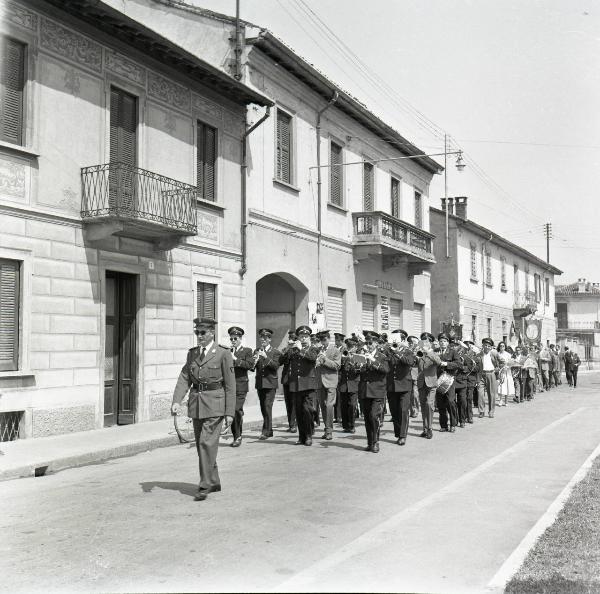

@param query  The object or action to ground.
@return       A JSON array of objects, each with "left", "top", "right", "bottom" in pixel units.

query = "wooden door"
[{"left": 104, "top": 271, "right": 137, "bottom": 427}]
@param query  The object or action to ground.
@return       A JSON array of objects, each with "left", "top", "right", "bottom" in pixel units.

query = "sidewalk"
[{"left": 0, "top": 400, "right": 287, "bottom": 482}]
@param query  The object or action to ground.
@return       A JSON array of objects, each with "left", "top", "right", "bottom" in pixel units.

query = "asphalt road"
[{"left": 3, "top": 374, "right": 600, "bottom": 594}]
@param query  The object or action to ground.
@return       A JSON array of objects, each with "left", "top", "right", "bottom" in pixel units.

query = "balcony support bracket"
[
  {"left": 383, "top": 254, "right": 409, "bottom": 271},
  {"left": 84, "top": 221, "right": 124, "bottom": 241},
  {"left": 153, "top": 237, "right": 184, "bottom": 252}
]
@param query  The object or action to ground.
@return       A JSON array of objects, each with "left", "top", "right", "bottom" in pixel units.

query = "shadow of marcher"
[{"left": 140, "top": 481, "right": 198, "bottom": 498}]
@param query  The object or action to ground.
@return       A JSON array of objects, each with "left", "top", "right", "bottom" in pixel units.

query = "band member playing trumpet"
[
  {"left": 456, "top": 340, "right": 477, "bottom": 425},
  {"left": 436, "top": 333, "right": 460, "bottom": 432},
  {"left": 358, "top": 330, "right": 390, "bottom": 453},
  {"left": 417, "top": 332, "right": 443, "bottom": 439},
  {"left": 281, "top": 330, "right": 298, "bottom": 432},
  {"left": 253, "top": 329, "right": 282, "bottom": 440},
  {"left": 315, "top": 330, "right": 342, "bottom": 441},
  {"left": 387, "top": 329, "right": 417, "bottom": 446},
  {"left": 339, "top": 337, "right": 361, "bottom": 433},
  {"left": 228, "top": 326, "right": 256, "bottom": 447},
  {"left": 284, "top": 325, "right": 321, "bottom": 446}
]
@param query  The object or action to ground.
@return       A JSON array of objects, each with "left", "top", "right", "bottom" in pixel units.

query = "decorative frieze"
[
  {"left": 148, "top": 71, "right": 191, "bottom": 113},
  {"left": 2, "top": 1, "right": 38, "bottom": 32},
  {"left": 40, "top": 18, "right": 102, "bottom": 73},
  {"left": 0, "top": 158, "right": 26, "bottom": 200},
  {"left": 105, "top": 49, "right": 146, "bottom": 86}
]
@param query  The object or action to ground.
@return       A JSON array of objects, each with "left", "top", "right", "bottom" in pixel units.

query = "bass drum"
[{"left": 436, "top": 371, "right": 455, "bottom": 394}]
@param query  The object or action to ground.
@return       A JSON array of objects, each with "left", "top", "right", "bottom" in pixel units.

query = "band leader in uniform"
[{"left": 253, "top": 329, "right": 282, "bottom": 440}]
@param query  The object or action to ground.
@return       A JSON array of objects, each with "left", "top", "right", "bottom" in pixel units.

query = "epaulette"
[
  {"left": 188, "top": 345, "right": 199, "bottom": 352},
  {"left": 218, "top": 343, "right": 231, "bottom": 350}
]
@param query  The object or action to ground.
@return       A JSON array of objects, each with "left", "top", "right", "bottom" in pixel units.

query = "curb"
[{"left": 0, "top": 415, "right": 288, "bottom": 482}]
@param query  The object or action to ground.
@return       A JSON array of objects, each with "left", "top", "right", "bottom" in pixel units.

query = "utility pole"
[{"left": 544, "top": 222, "right": 552, "bottom": 263}]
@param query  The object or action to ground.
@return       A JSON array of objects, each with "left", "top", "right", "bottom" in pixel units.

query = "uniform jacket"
[
  {"left": 172, "top": 343, "right": 235, "bottom": 418},
  {"left": 280, "top": 345, "right": 293, "bottom": 386},
  {"left": 455, "top": 349, "right": 477, "bottom": 389},
  {"left": 338, "top": 357, "right": 361, "bottom": 393},
  {"left": 231, "top": 345, "right": 255, "bottom": 394},
  {"left": 315, "top": 344, "right": 342, "bottom": 389},
  {"left": 284, "top": 345, "right": 321, "bottom": 392},
  {"left": 417, "top": 350, "right": 443, "bottom": 388},
  {"left": 387, "top": 348, "right": 417, "bottom": 393},
  {"left": 564, "top": 351, "right": 581, "bottom": 371},
  {"left": 359, "top": 349, "right": 390, "bottom": 399},
  {"left": 254, "top": 346, "right": 281, "bottom": 390}
]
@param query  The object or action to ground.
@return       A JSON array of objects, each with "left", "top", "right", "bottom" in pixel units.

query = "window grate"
[{"left": 0, "top": 410, "right": 22, "bottom": 441}]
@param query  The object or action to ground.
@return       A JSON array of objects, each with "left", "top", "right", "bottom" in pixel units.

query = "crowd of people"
[{"left": 171, "top": 317, "right": 582, "bottom": 501}]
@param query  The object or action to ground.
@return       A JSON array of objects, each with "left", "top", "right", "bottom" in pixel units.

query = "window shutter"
[
  {"left": 413, "top": 303, "right": 424, "bottom": 335},
  {"left": 0, "top": 259, "right": 20, "bottom": 372},
  {"left": 197, "top": 282, "right": 216, "bottom": 321},
  {"left": 363, "top": 163, "right": 374, "bottom": 211},
  {"left": 277, "top": 110, "right": 291, "bottom": 183},
  {"left": 391, "top": 178, "right": 400, "bottom": 218},
  {"left": 197, "top": 122, "right": 216, "bottom": 202},
  {"left": 389, "top": 298, "right": 403, "bottom": 330},
  {"left": 330, "top": 142, "right": 343, "bottom": 206},
  {"left": 414, "top": 191, "right": 422, "bottom": 228},
  {"left": 327, "top": 287, "right": 344, "bottom": 333},
  {"left": 361, "top": 293, "right": 376, "bottom": 330},
  {"left": 1, "top": 37, "right": 26, "bottom": 145}
]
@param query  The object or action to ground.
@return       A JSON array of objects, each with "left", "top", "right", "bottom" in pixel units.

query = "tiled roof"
[{"left": 556, "top": 282, "right": 600, "bottom": 295}]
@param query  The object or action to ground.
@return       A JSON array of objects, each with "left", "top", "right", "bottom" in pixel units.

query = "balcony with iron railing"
[
  {"left": 81, "top": 163, "right": 198, "bottom": 247},
  {"left": 513, "top": 291, "right": 538, "bottom": 310},
  {"left": 352, "top": 211, "right": 435, "bottom": 266},
  {"left": 557, "top": 320, "right": 600, "bottom": 331}
]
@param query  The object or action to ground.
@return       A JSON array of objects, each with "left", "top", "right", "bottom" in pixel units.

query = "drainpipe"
[
  {"left": 233, "top": 0, "right": 243, "bottom": 81},
  {"left": 315, "top": 91, "right": 339, "bottom": 298},
  {"left": 240, "top": 106, "right": 270, "bottom": 277}
]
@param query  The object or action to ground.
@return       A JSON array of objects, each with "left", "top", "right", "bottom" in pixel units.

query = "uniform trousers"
[
  {"left": 437, "top": 384, "right": 458, "bottom": 429},
  {"left": 312, "top": 392, "right": 320, "bottom": 426},
  {"left": 478, "top": 371, "right": 497, "bottom": 415},
  {"left": 456, "top": 386, "right": 468, "bottom": 424},
  {"left": 231, "top": 392, "right": 247, "bottom": 439},
  {"left": 339, "top": 391, "right": 358, "bottom": 430},
  {"left": 410, "top": 380, "right": 420, "bottom": 416},
  {"left": 257, "top": 388, "right": 275, "bottom": 436},
  {"left": 293, "top": 390, "right": 315, "bottom": 443},
  {"left": 283, "top": 384, "right": 296, "bottom": 429},
  {"left": 566, "top": 367, "right": 579, "bottom": 387},
  {"left": 387, "top": 391, "right": 411, "bottom": 439},
  {"left": 193, "top": 417, "right": 223, "bottom": 490},
  {"left": 317, "top": 385, "right": 337, "bottom": 436},
  {"left": 362, "top": 397, "right": 384, "bottom": 446},
  {"left": 418, "top": 385, "right": 437, "bottom": 431}
]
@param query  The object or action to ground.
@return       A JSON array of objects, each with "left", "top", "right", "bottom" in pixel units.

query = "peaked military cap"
[
  {"left": 316, "top": 329, "right": 331, "bottom": 339},
  {"left": 438, "top": 332, "right": 450, "bottom": 341},
  {"left": 391, "top": 329, "right": 408, "bottom": 338},
  {"left": 258, "top": 328, "right": 273, "bottom": 337},
  {"left": 295, "top": 325, "right": 312, "bottom": 336},
  {"left": 194, "top": 317, "right": 216, "bottom": 327},
  {"left": 420, "top": 332, "right": 435, "bottom": 342},
  {"left": 228, "top": 326, "right": 244, "bottom": 336},
  {"left": 334, "top": 332, "right": 346, "bottom": 340},
  {"left": 363, "top": 330, "right": 380, "bottom": 340},
  {"left": 482, "top": 337, "right": 494, "bottom": 346}
]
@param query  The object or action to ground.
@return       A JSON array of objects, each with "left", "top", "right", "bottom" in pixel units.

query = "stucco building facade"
[{"left": 429, "top": 198, "right": 561, "bottom": 346}]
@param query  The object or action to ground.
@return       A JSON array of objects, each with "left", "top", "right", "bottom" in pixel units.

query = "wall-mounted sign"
[
  {"left": 375, "top": 279, "right": 394, "bottom": 291},
  {"left": 380, "top": 296, "right": 389, "bottom": 331},
  {"left": 308, "top": 302, "right": 325, "bottom": 333}
]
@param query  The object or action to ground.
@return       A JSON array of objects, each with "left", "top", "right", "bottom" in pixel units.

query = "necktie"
[{"left": 199, "top": 347, "right": 206, "bottom": 361}]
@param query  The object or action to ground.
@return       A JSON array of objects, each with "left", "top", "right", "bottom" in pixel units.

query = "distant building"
[
  {"left": 556, "top": 279, "right": 600, "bottom": 362},
  {"left": 429, "top": 198, "right": 562, "bottom": 345}
]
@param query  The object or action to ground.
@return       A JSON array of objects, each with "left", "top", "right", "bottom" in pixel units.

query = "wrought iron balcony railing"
[
  {"left": 352, "top": 211, "right": 435, "bottom": 263},
  {"left": 558, "top": 320, "right": 600, "bottom": 330},
  {"left": 81, "top": 163, "right": 198, "bottom": 236},
  {"left": 513, "top": 291, "right": 538, "bottom": 310}
]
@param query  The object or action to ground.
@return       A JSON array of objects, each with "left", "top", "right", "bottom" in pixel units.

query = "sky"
[{"left": 190, "top": 0, "right": 600, "bottom": 284}]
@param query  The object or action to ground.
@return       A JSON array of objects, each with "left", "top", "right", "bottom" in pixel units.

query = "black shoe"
[
  {"left": 304, "top": 437, "right": 312, "bottom": 446},
  {"left": 467, "top": 420, "right": 474, "bottom": 424},
  {"left": 231, "top": 437, "right": 242, "bottom": 447},
  {"left": 420, "top": 430, "right": 428, "bottom": 438},
  {"left": 364, "top": 444, "right": 373, "bottom": 452},
  {"left": 208, "top": 484, "right": 221, "bottom": 493},
  {"left": 479, "top": 412, "right": 485, "bottom": 418},
  {"left": 259, "top": 434, "right": 268, "bottom": 441},
  {"left": 372, "top": 442, "right": 380, "bottom": 453},
  {"left": 324, "top": 434, "right": 333, "bottom": 441},
  {"left": 440, "top": 427, "right": 449, "bottom": 432},
  {"left": 450, "top": 426, "right": 456, "bottom": 433},
  {"left": 512, "top": 398, "right": 520, "bottom": 403},
  {"left": 194, "top": 489, "right": 208, "bottom": 501},
  {"left": 427, "top": 429, "right": 433, "bottom": 439},
  {"left": 290, "top": 426, "right": 297, "bottom": 433},
  {"left": 397, "top": 438, "right": 406, "bottom": 446},
  {"left": 295, "top": 439, "right": 304, "bottom": 445},
  {"left": 459, "top": 422, "right": 465, "bottom": 428}
]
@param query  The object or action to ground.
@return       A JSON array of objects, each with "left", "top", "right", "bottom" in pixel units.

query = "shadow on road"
[{"left": 140, "top": 481, "right": 198, "bottom": 497}]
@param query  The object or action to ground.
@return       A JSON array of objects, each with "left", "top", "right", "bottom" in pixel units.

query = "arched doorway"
[{"left": 256, "top": 272, "right": 309, "bottom": 352}]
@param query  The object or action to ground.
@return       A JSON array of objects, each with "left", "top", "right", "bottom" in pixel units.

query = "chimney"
[
  {"left": 455, "top": 196, "right": 468, "bottom": 220},
  {"left": 441, "top": 197, "right": 454, "bottom": 215},
  {"left": 577, "top": 278, "right": 587, "bottom": 293}
]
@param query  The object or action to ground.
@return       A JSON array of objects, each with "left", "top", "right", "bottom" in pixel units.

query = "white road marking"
[
  {"left": 274, "top": 407, "right": 587, "bottom": 592},
  {"left": 486, "top": 435, "right": 600, "bottom": 592}
]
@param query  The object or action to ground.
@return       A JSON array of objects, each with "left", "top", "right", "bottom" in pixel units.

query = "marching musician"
[
  {"left": 386, "top": 329, "right": 417, "bottom": 446},
  {"left": 281, "top": 330, "right": 298, "bottom": 432},
  {"left": 333, "top": 332, "right": 346, "bottom": 423},
  {"left": 358, "top": 330, "right": 390, "bottom": 453},
  {"left": 315, "top": 329, "right": 342, "bottom": 441},
  {"left": 285, "top": 325, "right": 321, "bottom": 446},
  {"left": 454, "top": 340, "right": 476, "bottom": 427},
  {"left": 338, "top": 337, "right": 361, "bottom": 433},
  {"left": 417, "top": 332, "right": 442, "bottom": 439},
  {"left": 408, "top": 335, "right": 420, "bottom": 418},
  {"left": 436, "top": 333, "right": 460, "bottom": 433},
  {"left": 228, "top": 326, "right": 256, "bottom": 447},
  {"left": 253, "top": 329, "right": 282, "bottom": 440}
]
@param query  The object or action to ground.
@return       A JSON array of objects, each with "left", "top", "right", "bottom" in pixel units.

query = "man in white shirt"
[{"left": 477, "top": 337, "right": 500, "bottom": 418}]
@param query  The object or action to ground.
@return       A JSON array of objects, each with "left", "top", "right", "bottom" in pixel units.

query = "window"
[
  {"left": 329, "top": 141, "right": 343, "bottom": 207},
  {"left": 557, "top": 302, "right": 567, "bottom": 328},
  {"left": 390, "top": 177, "right": 400, "bottom": 218},
  {"left": 196, "top": 282, "right": 217, "bottom": 327},
  {"left": 414, "top": 190, "right": 423, "bottom": 228},
  {"left": 363, "top": 161, "right": 374, "bottom": 211},
  {"left": 500, "top": 257, "right": 507, "bottom": 291},
  {"left": 485, "top": 251, "right": 492, "bottom": 286},
  {"left": 514, "top": 264, "right": 519, "bottom": 293},
  {"left": 326, "top": 287, "right": 345, "bottom": 333},
  {"left": 413, "top": 303, "right": 425, "bottom": 334},
  {"left": 361, "top": 293, "right": 376, "bottom": 330},
  {"left": 389, "top": 298, "right": 403, "bottom": 330},
  {"left": 534, "top": 273, "right": 541, "bottom": 302},
  {"left": 1, "top": 37, "right": 26, "bottom": 146},
  {"left": 487, "top": 317, "right": 492, "bottom": 337},
  {"left": 502, "top": 320, "right": 507, "bottom": 344},
  {"left": 197, "top": 121, "right": 216, "bottom": 202},
  {"left": 545, "top": 278, "right": 550, "bottom": 306},
  {"left": 275, "top": 108, "right": 293, "bottom": 184},
  {"left": 0, "top": 258, "right": 20, "bottom": 371},
  {"left": 470, "top": 243, "right": 478, "bottom": 281},
  {"left": 471, "top": 314, "right": 477, "bottom": 343},
  {"left": 110, "top": 87, "right": 137, "bottom": 208}
]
